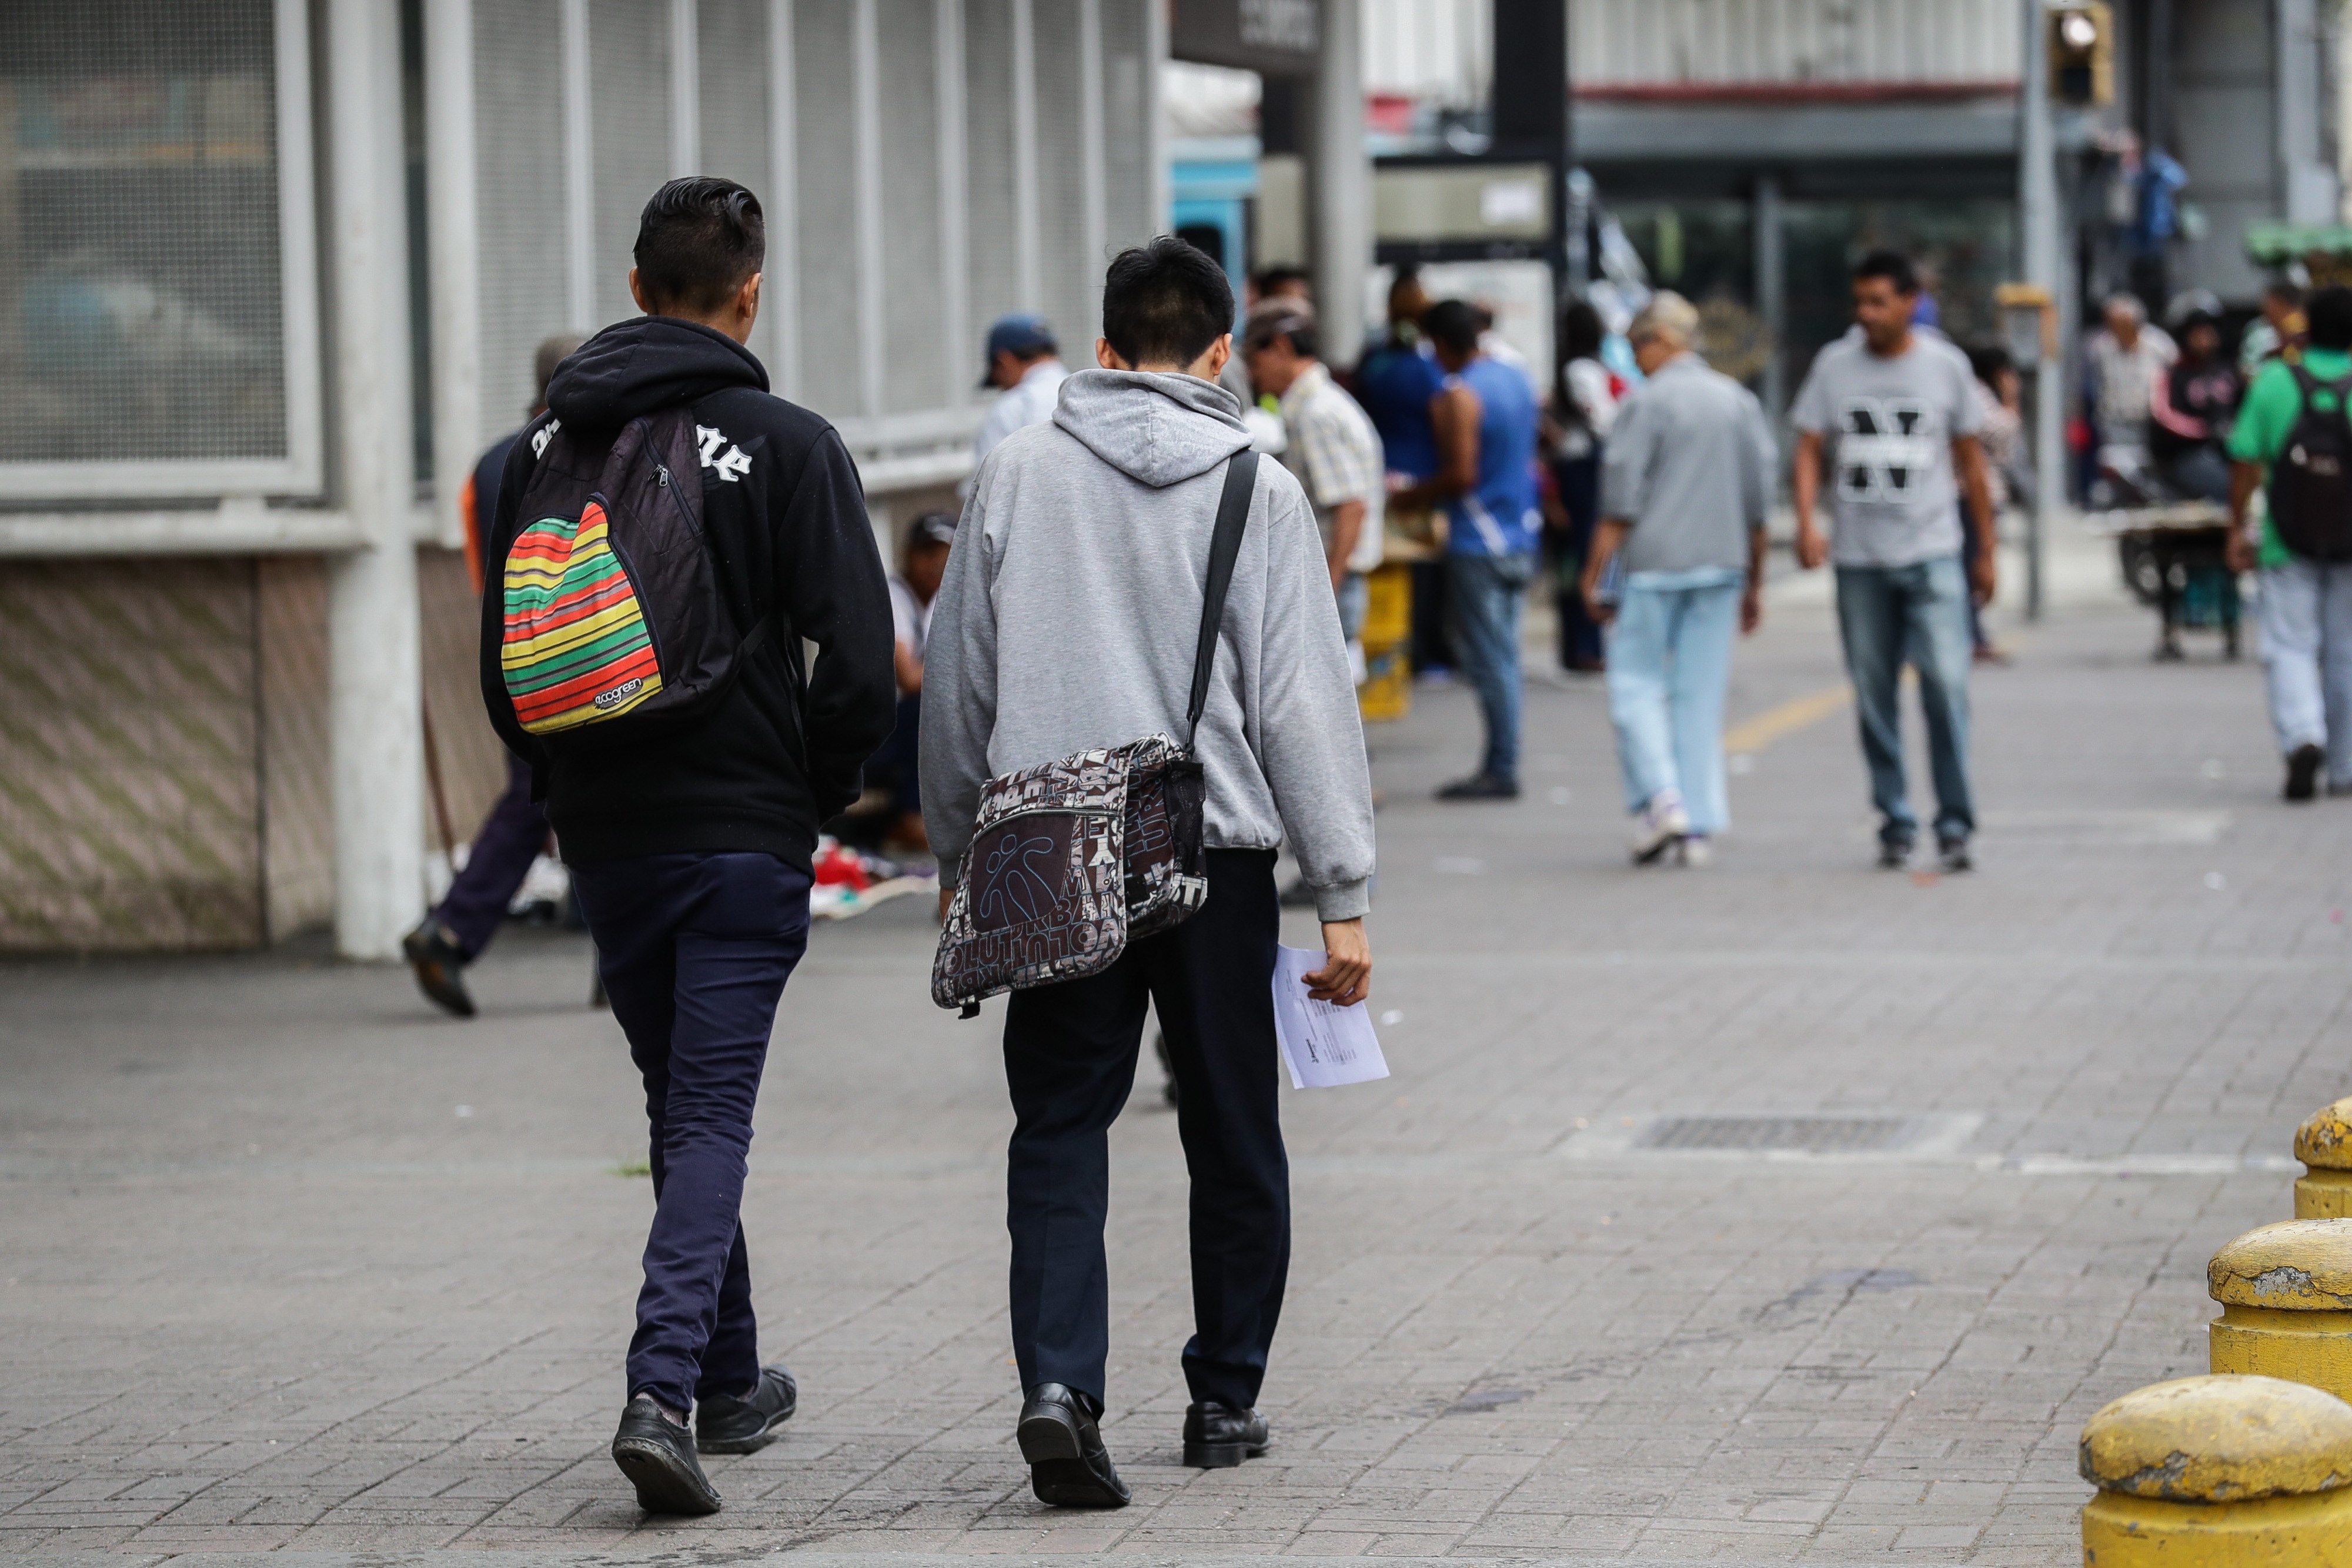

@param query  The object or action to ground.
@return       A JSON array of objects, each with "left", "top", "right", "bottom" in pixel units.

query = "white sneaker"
[
  {"left": 1676, "top": 834, "right": 1713, "bottom": 868},
  {"left": 1631, "top": 792, "right": 1690, "bottom": 864}
]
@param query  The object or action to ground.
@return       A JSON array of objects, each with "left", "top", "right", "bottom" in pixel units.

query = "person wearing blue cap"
[{"left": 976, "top": 313, "right": 1067, "bottom": 467}]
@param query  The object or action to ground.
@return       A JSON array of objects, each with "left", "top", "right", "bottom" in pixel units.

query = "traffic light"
[{"left": 2049, "top": 3, "right": 2114, "bottom": 106}]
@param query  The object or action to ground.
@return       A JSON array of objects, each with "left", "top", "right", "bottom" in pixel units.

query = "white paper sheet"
[{"left": 1271, "top": 944, "right": 1391, "bottom": 1089}]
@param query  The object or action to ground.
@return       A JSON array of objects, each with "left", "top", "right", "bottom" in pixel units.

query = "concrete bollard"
[
  {"left": 2080, "top": 1375, "right": 2352, "bottom": 1563},
  {"left": 2298, "top": 1101, "right": 2352, "bottom": 1219},
  {"left": 2210, "top": 1220, "right": 2352, "bottom": 1401}
]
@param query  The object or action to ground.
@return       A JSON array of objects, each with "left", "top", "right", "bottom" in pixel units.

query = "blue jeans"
[
  {"left": 1445, "top": 551, "right": 1534, "bottom": 780},
  {"left": 1835, "top": 556, "right": 1976, "bottom": 846},
  {"left": 432, "top": 751, "right": 547, "bottom": 959},
  {"left": 1605, "top": 575, "right": 1742, "bottom": 835},
  {"left": 1335, "top": 571, "right": 1368, "bottom": 643},
  {"left": 569, "top": 851, "right": 814, "bottom": 1415},
  {"left": 2259, "top": 557, "right": 2352, "bottom": 783}
]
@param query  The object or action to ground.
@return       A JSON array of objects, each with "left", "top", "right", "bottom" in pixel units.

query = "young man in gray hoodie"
[{"left": 921, "top": 237, "right": 1376, "bottom": 1509}]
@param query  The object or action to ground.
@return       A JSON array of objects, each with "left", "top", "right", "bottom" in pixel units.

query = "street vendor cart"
[{"left": 2095, "top": 501, "right": 2241, "bottom": 660}]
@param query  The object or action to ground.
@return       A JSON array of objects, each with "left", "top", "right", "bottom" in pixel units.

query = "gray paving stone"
[{"left": 3, "top": 597, "right": 2345, "bottom": 1560}]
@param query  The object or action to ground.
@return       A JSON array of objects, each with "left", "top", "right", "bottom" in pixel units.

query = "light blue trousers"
[
  {"left": 2259, "top": 557, "right": 2352, "bottom": 784},
  {"left": 1605, "top": 576, "right": 1742, "bottom": 835}
]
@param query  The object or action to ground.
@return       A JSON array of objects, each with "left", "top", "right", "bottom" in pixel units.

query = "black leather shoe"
[
  {"left": 1016, "top": 1383, "right": 1130, "bottom": 1508},
  {"left": 402, "top": 921, "right": 475, "bottom": 1018},
  {"left": 1183, "top": 1401, "right": 1270, "bottom": 1468},
  {"left": 611, "top": 1393, "right": 721, "bottom": 1515},
  {"left": 696, "top": 1363, "right": 797, "bottom": 1455}
]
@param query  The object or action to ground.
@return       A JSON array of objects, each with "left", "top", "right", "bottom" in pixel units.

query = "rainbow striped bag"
[{"left": 499, "top": 411, "right": 770, "bottom": 748}]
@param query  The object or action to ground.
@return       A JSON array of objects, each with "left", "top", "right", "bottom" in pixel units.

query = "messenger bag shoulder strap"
[{"left": 1186, "top": 449, "right": 1259, "bottom": 747}]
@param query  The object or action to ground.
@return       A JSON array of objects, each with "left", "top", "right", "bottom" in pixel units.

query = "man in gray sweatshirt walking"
[{"left": 921, "top": 237, "right": 1375, "bottom": 1509}]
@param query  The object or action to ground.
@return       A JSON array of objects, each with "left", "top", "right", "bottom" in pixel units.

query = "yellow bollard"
[
  {"left": 2210, "top": 1220, "right": 2352, "bottom": 1400},
  {"left": 2298, "top": 1100, "right": 2352, "bottom": 1219},
  {"left": 2080, "top": 1375, "right": 2352, "bottom": 1564}
]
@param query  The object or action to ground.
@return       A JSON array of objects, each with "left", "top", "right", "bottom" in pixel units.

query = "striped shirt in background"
[{"left": 1275, "top": 360, "right": 1386, "bottom": 573}]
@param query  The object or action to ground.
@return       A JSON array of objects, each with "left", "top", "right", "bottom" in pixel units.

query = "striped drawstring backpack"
[{"left": 497, "top": 410, "right": 773, "bottom": 750}]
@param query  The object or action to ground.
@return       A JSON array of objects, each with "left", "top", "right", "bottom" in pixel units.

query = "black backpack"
[
  {"left": 2271, "top": 365, "right": 2352, "bottom": 561},
  {"left": 495, "top": 410, "right": 774, "bottom": 750}
]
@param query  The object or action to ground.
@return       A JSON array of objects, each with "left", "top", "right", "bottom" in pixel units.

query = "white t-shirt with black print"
[{"left": 1791, "top": 333, "right": 1984, "bottom": 569}]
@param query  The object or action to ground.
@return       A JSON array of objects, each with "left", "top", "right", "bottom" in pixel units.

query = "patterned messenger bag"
[{"left": 931, "top": 450, "right": 1260, "bottom": 1017}]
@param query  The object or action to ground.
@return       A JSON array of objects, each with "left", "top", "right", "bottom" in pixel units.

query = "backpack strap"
[{"left": 1185, "top": 450, "right": 1259, "bottom": 748}]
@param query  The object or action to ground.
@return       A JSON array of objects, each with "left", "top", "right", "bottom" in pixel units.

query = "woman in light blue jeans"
[{"left": 1581, "top": 294, "right": 1775, "bottom": 862}]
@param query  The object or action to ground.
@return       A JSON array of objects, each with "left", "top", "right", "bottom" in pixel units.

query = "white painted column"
[
  {"left": 1309, "top": 0, "right": 1369, "bottom": 366},
  {"left": 852, "top": 0, "right": 886, "bottom": 418},
  {"left": 936, "top": 0, "right": 971, "bottom": 401},
  {"left": 1144, "top": 0, "right": 1170, "bottom": 238},
  {"left": 671, "top": 0, "right": 701, "bottom": 176},
  {"left": 326, "top": 0, "right": 426, "bottom": 959},
  {"left": 424, "top": 0, "right": 480, "bottom": 551},
  {"left": 560, "top": 0, "right": 596, "bottom": 330},
  {"left": 1011, "top": 0, "right": 1041, "bottom": 310},
  {"left": 2020, "top": 0, "right": 2058, "bottom": 623},
  {"left": 766, "top": 0, "right": 801, "bottom": 398}
]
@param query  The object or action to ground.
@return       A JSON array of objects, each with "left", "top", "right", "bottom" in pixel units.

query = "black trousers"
[{"left": 1002, "top": 848, "right": 1289, "bottom": 1410}]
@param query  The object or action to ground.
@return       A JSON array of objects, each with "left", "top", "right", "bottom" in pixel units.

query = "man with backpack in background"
[
  {"left": 2228, "top": 285, "right": 2352, "bottom": 801},
  {"left": 920, "top": 237, "right": 1375, "bottom": 1511},
  {"left": 479, "top": 176, "right": 896, "bottom": 1515},
  {"left": 403, "top": 330, "right": 583, "bottom": 1018}
]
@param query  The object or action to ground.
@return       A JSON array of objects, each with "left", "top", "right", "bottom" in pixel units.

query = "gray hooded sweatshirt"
[{"left": 919, "top": 368, "right": 1376, "bottom": 921}]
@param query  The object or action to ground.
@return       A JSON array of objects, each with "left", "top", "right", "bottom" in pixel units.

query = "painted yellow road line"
[{"left": 1722, "top": 683, "right": 1853, "bottom": 755}]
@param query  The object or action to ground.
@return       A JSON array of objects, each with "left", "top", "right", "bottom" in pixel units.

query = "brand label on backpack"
[{"left": 500, "top": 497, "right": 666, "bottom": 734}]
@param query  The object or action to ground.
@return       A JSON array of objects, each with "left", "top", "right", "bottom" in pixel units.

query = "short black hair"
[
  {"left": 1101, "top": 237, "right": 1235, "bottom": 367},
  {"left": 2269, "top": 279, "right": 2307, "bottom": 307},
  {"left": 1244, "top": 312, "right": 1318, "bottom": 360},
  {"left": 1254, "top": 265, "right": 1310, "bottom": 297},
  {"left": 634, "top": 176, "right": 766, "bottom": 315},
  {"left": 2308, "top": 286, "right": 2352, "bottom": 351},
  {"left": 1853, "top": 249, "right": 1919, "bottom": 296},
  {"left": 1422, "top": 299, "right": 1482, "bottom": 356},
  {"left": 1965, "top": 342, "right": 2012, "bottom": 387},
  {"left": 1559, "top": 300, "right": 1605, "bottom": 365}
]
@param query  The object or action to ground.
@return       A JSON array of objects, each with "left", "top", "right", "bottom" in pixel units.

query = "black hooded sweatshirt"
[{"left": 478, "top": 316, "right": 896, "bottom": 872}]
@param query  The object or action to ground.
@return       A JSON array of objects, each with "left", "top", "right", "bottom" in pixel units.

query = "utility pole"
[{"left": 2019, "top": 0, "right": 2059, "bottom": 622}]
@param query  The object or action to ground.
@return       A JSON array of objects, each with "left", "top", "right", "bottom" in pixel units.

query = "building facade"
[{"left": 0, "top": 0, "right": 1169, "bottom": 953}]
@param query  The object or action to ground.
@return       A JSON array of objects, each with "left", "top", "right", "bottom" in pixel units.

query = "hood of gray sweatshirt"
[{"left": 917, "top": 368, "right": 1376, "bottom": 921}]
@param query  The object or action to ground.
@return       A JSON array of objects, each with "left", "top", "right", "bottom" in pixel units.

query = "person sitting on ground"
[
  {"left": 975, "top": 313, "right": 1066, "bottom": 469},
  {"left": 403, "top": 330, "right": 584, "bottom": 1017},
  {"left": 1581, "top": 292, "right": 1773, "bottom": 868},
  {"left": 1391, "top": 298, "right": 1543, "bottom": 801},
  {"left": 920, "top": 235, "right": 1375, "bottom": 1513},
  {"left": 2226, "top": 285, "right": 2352, "bottom": 801},
  {"left": 2150, "top": 309, "right": 2243, "bottom": 503},
  {"left": 478, "top": 176, "right": 896, "bottom": 1517},
  {"left": 850, "top": 510, "right": 957, "bottom": 854}
]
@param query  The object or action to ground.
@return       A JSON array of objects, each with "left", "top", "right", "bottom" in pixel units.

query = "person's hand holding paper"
[{"left": 1275, "top": 940, "right": 1389, "bottom": 1089}]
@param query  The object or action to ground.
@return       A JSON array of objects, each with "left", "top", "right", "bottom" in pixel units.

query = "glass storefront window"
[{"left": 0, "top": 0, "right": 319, "bottom": 498}]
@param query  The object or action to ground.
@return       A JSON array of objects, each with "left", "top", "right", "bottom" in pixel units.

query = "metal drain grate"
[{"left": 1636, "top": 1116, "right": 1917, "bottom": 1154}]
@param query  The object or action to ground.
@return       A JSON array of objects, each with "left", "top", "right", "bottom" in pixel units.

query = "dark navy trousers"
[
  {"left": 1001, "top": 848, "right": 1289, "bottom": 1410},
  {"left": 569, "top": 851, "right": 813, "bottom": 1415},
  {"left": 433, "top": 752, "right": 548, "bottom": 960}
]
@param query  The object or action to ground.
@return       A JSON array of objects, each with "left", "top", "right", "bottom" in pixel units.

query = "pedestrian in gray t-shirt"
[
  {"left": 1791, "top": 328, "right": 1983, "bottom": 568},
  {"left": 1792, "top": 250, "right": 1997, "bottom": 874}
]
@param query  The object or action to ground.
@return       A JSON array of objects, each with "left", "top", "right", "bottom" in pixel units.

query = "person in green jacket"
[{"left": 2227, "top": 285, "right": 2352, "bottom": 801}]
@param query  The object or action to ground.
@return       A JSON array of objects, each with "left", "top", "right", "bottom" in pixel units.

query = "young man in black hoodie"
[{"left": 478, "top": 177, "right": 896, "bottom": 1515}]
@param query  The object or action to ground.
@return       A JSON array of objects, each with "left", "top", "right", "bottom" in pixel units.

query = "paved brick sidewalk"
[{"left": 4, "top": 587, "right": 2348, "bottom": 1563}]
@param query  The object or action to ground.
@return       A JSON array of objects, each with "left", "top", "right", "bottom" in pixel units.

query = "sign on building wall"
[{"left": 1171, "top": 0, "right": 1320, "bottom": 76}]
